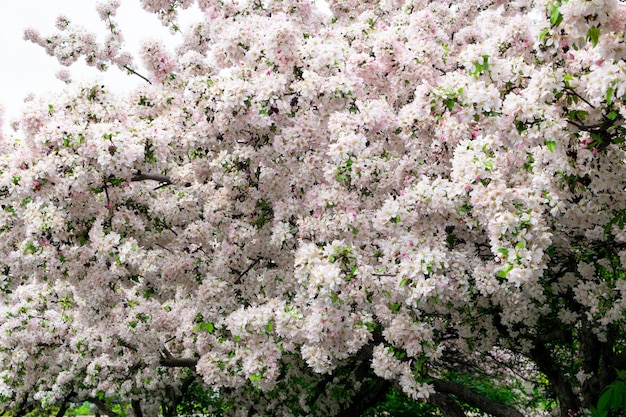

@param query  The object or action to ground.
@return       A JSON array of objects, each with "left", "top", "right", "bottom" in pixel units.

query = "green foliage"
[
  {"left": 363, "top": 387, "right": 439, "bottom": 417},
  {"left": 590, "top": 370, "right": 626, "bottom": 417},
  {"left": 66, "top": 402, "right": 92, "bottom": 416},
  {"left": 177, "top": 380, "right": 225, "bottom": 416},
  {"left": 2, "top": 402, "right": 92, "bottom": 417},
  {"left": 549, "top": 4, "right": 563, "bottom": 26},
  {"left": 449, "top": 372, "right": 520, "bottom": 406},
  {"left": 587, "top": 27, "right": 601, "bottom": 47},
  {"left": 470, "top": 55, "right": 490, "bottom": 79}
]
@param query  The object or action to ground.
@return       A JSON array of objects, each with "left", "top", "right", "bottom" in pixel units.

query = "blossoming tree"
[{"left": 2, "top": 0, "right": 626, "bottom": 416}]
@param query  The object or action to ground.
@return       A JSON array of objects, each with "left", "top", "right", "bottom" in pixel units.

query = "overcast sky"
[{"left": 0, "top": 0, "right": 198, "bottom": 133}]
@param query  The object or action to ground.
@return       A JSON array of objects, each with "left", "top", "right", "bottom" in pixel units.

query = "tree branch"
[
  {"left": 431, "top": 379, "right": 524, "bottom": 417},
  {"left": 429, "top": 392, "right": 467, "bottom": 417},
  {"left": 123, "top": 65, "right": 152, "bottom": 85},
  {"left": 234, "top": 258, "right": 260, "bottom": 285},
  {"left": 131, "top": 171, "right": 192, "bottom": 189},
  {"left": 336, "top": 378, "right": 391, "bottom": 417},
  {"left": 118, "top": 338, "right": 138, "bottom": 351},
  {"left": 55, "top": 391, "right": 76, "bottom": 417},
  {"left": 163, "top": 374, "right": 197, "bottom": 417},
  {"left": 86, "top": 397, "right": 118, "bottom": 417},
  {"left": 159, "top": 357, "right": 198, "bottom": 368},
  {"left": 131, "top": 171, "right": 171, "bottom": 184},
  {"left": 565, "top": 87, "right": 596, "bottom": 110}
]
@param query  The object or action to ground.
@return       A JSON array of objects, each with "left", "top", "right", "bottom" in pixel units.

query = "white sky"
[{"left": 0, "top": 0, "right": 199, "bottom": 133}]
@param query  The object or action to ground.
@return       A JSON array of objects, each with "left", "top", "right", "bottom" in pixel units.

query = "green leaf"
[
  {"left": 606, "top": 86, "right": 615, "bottom": 104},
  {"left": 609, "top": 385, "right": 624, "bottom": 410},
  {"left": 497, "top": 248, "right": 509, "bottom": 257},
  {"left": 496, "top": 264, "right": 513, "bottom": 279},
  {"left": 545, "top": 140, "right": 556, "bottom": 152},
  {"left": 607, "top": 111, "right": 618, "bottom": 121},
  {"left": 567, "top": 110, "right": 589, "bottom": 122},
  {"left": 194, "top": 321, "right": 215, "bottom": 333},
  {"left": 598, "top": 389, "right": 613, "bottom": 411},
  {"left": 550, "top": 5, "right": 562, "bottom": 26},
  {"left": 587, "top": 27, "right": 601, "bottom": 47},
  {"left": 568, "top": 109, "right": 589, "bottom": 121},
  {"left": 589, "top": 406, "right": 608, "bottom": 417}
]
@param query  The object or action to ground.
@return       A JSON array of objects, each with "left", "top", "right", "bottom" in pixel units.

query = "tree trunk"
[
  {"left": 530, "top": 343, "right": 581, "bottom": 416},
  {"left": 162, "top": 375, "right": 196, "bottom": 417},
  {"left": 55, "top": 401, "right": 70, "bottom": 417},
  {"left": 131, "top": 399, "right": 144, "bottom": 417}
]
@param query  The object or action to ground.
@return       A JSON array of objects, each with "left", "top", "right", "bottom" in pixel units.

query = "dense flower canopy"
[{"left": 1, "top": 0, "right": 626, "bottom": 416}]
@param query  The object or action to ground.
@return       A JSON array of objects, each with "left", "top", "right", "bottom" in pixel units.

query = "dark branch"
[
  {"left": 536, "top": 328, "right": 570, "bottom": 344},
  {"left": 131, "top": 171, "right": 192, "bottom": 189},
  {"left": 234, "top": 258, "right": 260, "bottom": 285},
  {"left": 430, "top": 392, "right": 467, "bottom": 417},
  {"left": 86, "top": 397, "right": 118, "bottom": 417},
  {"left": 131, "top": 172, "right": 171, "bottom": 184},
  {"left": 336, "top": 378, "right": 391, "bottom": 417},
  {"left": 55, "top": 391, "right": 76, "bottom": 417},
  {"left": 565, "top": 87, "right": 596, "bottom": 110},
  {"left": 159, "top": 357, "right": 199, "bottom": 368},
  {"left": 432, "top": 379, "right": 524, "bottom": 417},
  {"left": 164, "top": 375, "right": 197, "bottom": 417},
  {"left": 123, "top": 65, "right": 152, "bottom": 85},
  {"left": 118, "top": 338, "right": 138, "bottom": 351}
]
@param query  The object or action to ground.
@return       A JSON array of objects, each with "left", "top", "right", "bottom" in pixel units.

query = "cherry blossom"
[{"left": 2, "top": 0, "right": 626, "bottom": 416}]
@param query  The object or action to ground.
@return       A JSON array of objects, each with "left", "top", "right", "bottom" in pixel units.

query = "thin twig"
[
  {"left": 234, "top": 258, "right": 260, "bottom": 285},
  {"left": 103, "top": 182, "right": 111, "bottom": 208},
  {"left": 118, "top": 338, "right": 138, "bottom": 351},
  {"left": 565, "top": 87, "right": 596, "bottom": 110},
  {"left": 154, "top": 242, "right": 173, "bottom": 253},
  {"left": 123, "top": 65, "right": 152, "bottom": 85}
]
